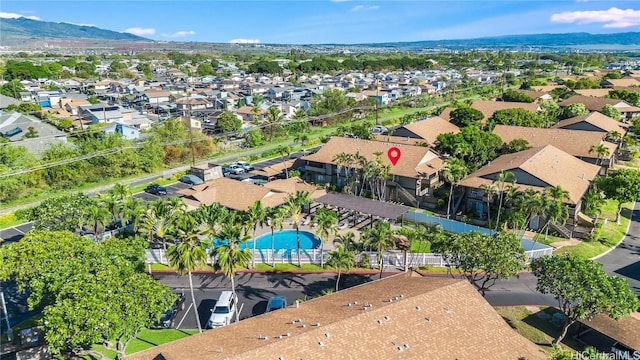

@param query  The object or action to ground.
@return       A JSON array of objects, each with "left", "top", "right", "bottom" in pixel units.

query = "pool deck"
[{"left": 252, "top": 222, "right": 366, "bottom": 251}]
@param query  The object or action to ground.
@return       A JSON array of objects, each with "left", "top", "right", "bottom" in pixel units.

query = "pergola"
[{"left": 313, "top": 192, "right": 409, "bottom": 228}]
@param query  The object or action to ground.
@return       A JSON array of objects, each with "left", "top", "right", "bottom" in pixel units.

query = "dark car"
[
  {"left": 152, "top": 291, "right": 186, "bottom": 329},
  {"left": 221, "top": 167, "right": 231, "bottom": 177},
  {"left": 265, "top": 295, "right": 287, "bottom": 313},
  {"left": 179, "top": 174, "right": 204, "bottom": 185},
  {"left": 145, "top": 184, "right": 168, "bottom": 195}
]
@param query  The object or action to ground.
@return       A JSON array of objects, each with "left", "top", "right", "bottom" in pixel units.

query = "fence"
[{"left": 402, "top": 211, "right": 495, "bottom": 236}]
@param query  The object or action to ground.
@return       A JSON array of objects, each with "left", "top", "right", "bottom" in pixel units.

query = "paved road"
[{"left": 595, "top": 202, "right": 640, "bottom": 296}]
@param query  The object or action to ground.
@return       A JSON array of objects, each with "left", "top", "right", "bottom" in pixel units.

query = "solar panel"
[{"left": 4, "top": 127, "right": 22, "bottom": 137}]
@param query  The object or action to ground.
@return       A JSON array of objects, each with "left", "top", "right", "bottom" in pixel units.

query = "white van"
[{"left": 207, "top": 291, "right": 238, "bottom": 329}]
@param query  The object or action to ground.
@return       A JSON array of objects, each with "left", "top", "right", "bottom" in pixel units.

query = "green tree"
[
  {"left": 503, "top": 138, "right": 531, "bottom": 153},
  {"left": 247, "top": 200, "right": 267, "bottom": 268},
  {"left": 488, "top": 108, "right": 548, "bottom": 128},
  {"left": 284, "top": 191, "right": 312, "bottom": 267},
  {"left": 267, "top": 206, "right": 286, "bottom": 267},
  {"left": 494, "top": 170, "right": 516, "bottom": 231},
  {"left": 326, "top": 245, "right": 355, "bottom": 291},
  {"left": 0, "top": 79, "right": 26, "bottom": 99},
  {"left": 608, "top": 89, "right": 640, "bottom": 107},
  {"left": 275, "top": 144, "right": 291, "bottom": 178},
  {"left": 601, "top": 104, "right": 621, "bottom": 121},
  {"left": 312, "top": 208, "right": 338, "bottom": 267},
  {"left": 362, "top": 221, "right": 394, "bottom": 279},
  {"left": 449, "top": 107, "right": 484, "bottom": 128},
  {"left": 435, "top": 231, "right": 526, "bottom": 296},
  {"left": 501, "top": 89, "right": 534, "bottom": 103},
  {"left": 87, "top": 96, "right": 101, "bottom": 104},
  {"left": 244, "top": 129, "right": 263, "bottom": 147},
  {"left": 561, "top": 103, "right": 588, "bottom": 120},
  {"left": 166, "top": 215, "right": 209, "bottom": 333},
  {"left": 22, "top": 193, "right": 93, "bottom": 231},
  {"left": 213, "top": 217, "right": 252, "bottom": 295},
  {"left": 597, "top": 169, "right": 640, "bottom": 223},
  {"left": 589, "top": 143, "right": 611, "bottom": 166},
  {"left": 531, "top": 255, "right": 640, "bottom": 344},
  {"left": 196, "top": 63, "right": 215, "bottom": 76},
  {"left": 214, "top": 112, "right": 242, "bottom": 133},
  {"left": 440, "top": 158, "right": 468, "bottom": 219}
]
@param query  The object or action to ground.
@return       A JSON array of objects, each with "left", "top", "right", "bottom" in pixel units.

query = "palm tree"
[
  {"left": 621, "top": 134, "right": 638, "bottom": 150},
  {"left": 166, "top": 215, "right": 209, "bottom": 333},
  {"left": 266, "top": 107, "right": 284, "bottom": 141},
  {"left": 545, "top": 185, "right": 570, "bottom": 203},
  {"left": 268, "top": 207, "right": 286, "bottom": 267},
  {"left": 479, "top": 182, "right": 498, "bottom": 224},
  {"left": 275, "top": 145, "right": 292, "bottom": 179},
  {"left": 589, "top": 143, "right": 611, "bottom": 165},
  {"left": 212, "top": 220, "right": 252, "bottom": 295},
  {"left": 197, "top": 203, "right": 229, "bottom": 241},
  {"left": 605, "top": 130, "right": 622, "bottom": 143},
  {"left": 247, "top": 201, "right": 267, "bottom": 268},
  {"left": 326, "top": 245, "right": 355, "bottom": 291},
  {"left": 284, "top": 191, "right": 312, "bottom": 267},
  {"left": 332, "top": 152, "right": 349, "bottom": 189},
  {"left": 122, "top": 197, "right": 146, "bottom": 233},
  {"left": 82, "top": 202, "right": 111, "bottom": 238},
  {"left": 294, "top": 133, "right": 309, "bottom": 148},
  {"left": 333, "top": 231, "right": 359, "bottom": 254},
  {"left": 362, "top": 221, "right": 394, "bottom": 279},
  {"left": 440, "top": 158, "right": 468, "bottom": 219},
  {"left": 311, "top": 208, "right": 338, "bottom": 267},
  {"left": 493, "top": 170, "right": 516, "bottom": 231}
]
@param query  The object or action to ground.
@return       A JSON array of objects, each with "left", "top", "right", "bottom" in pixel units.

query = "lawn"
[
  {"left": 495, "top": 306, "right": 585, "bottom": 354},
  {"left": 125, "top": 329, "right": 199, "bottom": 355},
  {"left": 555, "top": 200, "right": 631, "bottom": 258},
  {"left": 0, "top": 212, "right": 21, "bottom": 230}
]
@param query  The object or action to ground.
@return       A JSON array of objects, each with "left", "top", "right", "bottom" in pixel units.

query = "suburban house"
[
  {"left": 301, "top": 137, "right": 444, "bottom": 208},
  {"left": 458, "top": 145, "right": 600, "bottom": 235},
  {"left": 235, "top": 105, "right": 265, "bottom": 123},
  {"left": 386, "top": 116, "right": 460, "bottom": 147},
  {"left": 492, "top": 125, "right": 618, "bottom": 173},
  {"left": 552, "top": 111, "right": 627, "bottom": 133},
  {"left": 0, "top": 94, "right": 20, "bottom": 109},
  {"left": 79, "top": 104, "right": 124, "bottom": 124},
  {"left": 174, "top": 96, "right": 210, "bottom": 113},
  {"left": 0, "top": 111, "right": 69, "bottom": 154},
  {"left": 439, "top": 100, "right": 541, "bottom": 123},
  {"left": 601, "top": 78, "right": 640, "bottom": 88},
  {"left": 573, "top": 89, "right": 612, "bottom": 98},
  {"left": 362, "top": 89, "right": 391, "bottom": 105},
  {"left": 102, "top": 122, "right": 141, "bottom": 140},
  {"left": 559, "top": 95, "right": 640, "bottom": 121},
  {"left": 125, "top": 273, "right": 546, "bottom": 360},
  {"left": 60, "top": 98, "right": 92, "bottom": 116},
  {"left": 519, "top": 90, "right": 553, "bottom": 102},
  {"left": 142, "top": 91, "right": 172, "bottom": 105}
]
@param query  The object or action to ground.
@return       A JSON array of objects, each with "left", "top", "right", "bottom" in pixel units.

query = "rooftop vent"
[
  {"left": 377, "top": 320, "right": 383, "bottom": 325},
  {"left": 384, "top": 316, "right": 390, "bottom": 321},
  {"left": 404, "top": 344, "right": 410, "bottom": 349},
  {"left": 325, "top": 333, "right": 330, "bottom": 338},
  {"left": 315, "top": 323, "right": 321, "bottom": 327},
  {"left": 426, "top": 317, "right": 432, "bottom": 323},
  {"left": 396, "top": 346, "right": 403, "bottom": 352},
  {"left": 318, "top": 341, "right": 324, "bottom": 347},
  {"left": 301, "top": 324, "right": 306, "bottom": 328},
  {"left": 444, "top": 307, "right": 452, "bottom": 314},
  {"left": 416, "top": 306, "right": 422, "bottom": 311}
]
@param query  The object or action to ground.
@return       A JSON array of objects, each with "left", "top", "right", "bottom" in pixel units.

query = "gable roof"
[
  {"left": 458, "top": 145, "right": 600, "bottom": 204},
  {"left": 492, "top": 125, "right": 617, "bottom": 160},
  {"left": 573, "top": 89, "right": 612, "bottom": 98},
  {"left": 126, "top": 273, "right": 546, "bottom": 360},
  {"left": 584, "top": 312, "right": 640, "bottom": 351},
  {"left": 303, "top": 136, "right": 444, "bottom": 178},
  {"left": 559, "top": 95, "right": 632, "bottom": 111},
  {"left": 178, "top": 177, "right": 289, "bottom": 211},
  {"left": 603, "top": 78, "right": 640, "bottom": 87},
  {"left": 438, "top": 101, "right": 540, "bottom": 123},
  {"left": 396, "top": 116, "right": 460, "bottom": 144},
  {"left": 552, "top": 111, "right": 627, "bottom": 133},
  {"left": 0, "top": 94, "right": 21, "bottom": 108}
]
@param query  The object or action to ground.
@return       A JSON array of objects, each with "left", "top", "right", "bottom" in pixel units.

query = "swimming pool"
[{"left": 212, "top": 230, "right": 320, "bottom": 250}]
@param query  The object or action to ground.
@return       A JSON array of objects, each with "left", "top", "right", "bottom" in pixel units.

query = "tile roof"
[
  {"left": 126, "top": 273, "right": 546, "bottom": 360},
  {"left": 458, "top": 145, "right": 600, "bottom": 204},
  {"left": 250, "top": 160, "right": 296, "bottom": 178},
  {"left": 552, "top": 111, "right": 628, "bottom": 133},
  {"left": 302, "top": 136, "right": 444, "bottom": 179},
  {"left": 397, "top": 116, "right": 460, "bottom": 144},
  {"left": 492, "top": 125, "right": 617, "bottom": 160},
  {"left": 531, "top": 85, "right": 565, "bottom": 93},
  {"left": 262, "top": 177, "right": 326, "bottom": 200}
]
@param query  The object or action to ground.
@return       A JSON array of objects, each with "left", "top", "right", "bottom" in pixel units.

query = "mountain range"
[{"left": 1, "top": 16, "right": 640, "bottom": 51}]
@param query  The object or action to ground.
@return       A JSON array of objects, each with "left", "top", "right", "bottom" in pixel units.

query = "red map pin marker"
[{"left": 387, "top": 147, "right": 401, "bottom": 166}]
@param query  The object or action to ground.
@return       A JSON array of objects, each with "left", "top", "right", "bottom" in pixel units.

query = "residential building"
[
  {"left": 102, "top": 122, "right": 140, "bottom": 140},
  {"left": 302, "top": 137, "right": 444, "bottom": 208},
  {"left": 389, "top": 116, "right": 460, "bottom": 146},
  {"left": 439, "top": 100, "right": 541, "bottom": 123},
  {"left": 492, "top": 125, "right": 618, "bottom": 173},
  {"left": 79, "top": 104, "right": 123, "bottom": 124},
  {"left": 125, "top": 273, "right": 546, "bottom": 360},
  {"left": 0, "top": 111, "right": 68, "bottom": 154},
  {"left": 552, "top": 111, "right": 627, "bottom": 133},
  {"left": 559, "top": 95, "right": 640, "bottom": 121},
  {"left": 0, "top": 94, "right": 20, "bottom": 109},
  {"left": 458, "top": 145, "right": 600, "bottom": 230}
]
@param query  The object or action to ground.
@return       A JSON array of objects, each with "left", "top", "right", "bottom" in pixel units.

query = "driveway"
[{"left": 595, "top": 202, "right": 640, "bottom": 297}]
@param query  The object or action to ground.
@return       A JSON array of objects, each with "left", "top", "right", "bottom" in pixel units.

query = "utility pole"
[
  {"left": 1, "top": 284, "right": 12, "bottom": 342},
  {"left": 186, "top": 91, "right": 196, "bottom": 167},
  {"left": 375, "top": 80, "right": 381, "bottom": 125}
]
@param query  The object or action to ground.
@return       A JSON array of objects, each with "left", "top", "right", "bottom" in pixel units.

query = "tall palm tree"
[
  {"left": 284, "top": 191, "right": 311, "bottom": 267},
  {"left": 294, "top": 133, "right": 309, "bottom": 148},
  {"left": 589, "top": 143, "right": 611, "bottom": 165},
  {"left": 82, "top": 202, "right": 111, "bottom": 238},
  {"left": 275, "top": 145, "right": 292, "bottom": 179},
  {"left": 440, "top": 158, "right": 467, "bottom": 219},
  {"left": 362, "top": 221, "right": 394, "bottom": 279},
  {"left": 332, "top": 152, "right": 349, "bottom": 188},
  {"left": 266, "top": 107, "right": 284, "bottom": 141},
  {"left": 122, "top": 197, "right": 146, "bottom": 233},
  {"left": 166, "top": 215, "right": 209, "bottom": 333},
  {"left": 311, "top": 208, "right": 338, "bottom": 267},
  {"left": 480, "top": 182, "right": 498, "bottom": 224},
  {"left": 621, "top": 134, "right": 638, "bottom": 150},
  {"left": 333, "top": 231, "right": 359, "bottom": 254},
  {"left": 326, "top": 245, "right": 355, "bottom": 291},
  {"left": 212, "top": 220, "right": 252, "bottom": 295},
  {"left": 197, "top": 203, "right": 229, "bottom": 241},
  {"left": 247, "top": 200, "right": 267, "bottom": 268},
  {"left": 545, "top": 185, "right": 570, "bottom": 203},
  {"left": 493, "top": 170, "right": 516, "bottom": 231},
  {"left": 605, "top": 130, "right": 622, "bottom": 143},
  {"left": 268, "top": 207, "right": 286, "bottom": 267}
]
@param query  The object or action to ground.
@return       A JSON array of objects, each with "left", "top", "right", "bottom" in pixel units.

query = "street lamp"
[{"left": 375, "top": 80, "right": 381, "bottom": 126}]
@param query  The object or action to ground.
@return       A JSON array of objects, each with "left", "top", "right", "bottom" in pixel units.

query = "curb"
[
  {"left": 591, "top": 206, "right": 635, "bottom": 261},
  {"left": 147, "top": 269, "right": 402, "bottom": 275}
]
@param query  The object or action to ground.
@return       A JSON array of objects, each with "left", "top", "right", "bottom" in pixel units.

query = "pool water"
[{"left": 212, "top": 230, "right": 320, "bottom": 250}]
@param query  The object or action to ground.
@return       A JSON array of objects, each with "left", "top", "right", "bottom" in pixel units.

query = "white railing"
[{"left": 146, "top": 247, "right": 550, "bottom": 268}]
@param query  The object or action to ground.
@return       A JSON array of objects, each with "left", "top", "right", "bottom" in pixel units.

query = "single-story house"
[
  {"left": 552, "top": 111, "right": 627, "bottom": 133},
  {"left": 389, "top": 116, "right": 460, "bottom": 146},
  {"left": 0, "top": 111, "right": 69, "bottom": 154},
  {"left": 559, "top": 95, "right": 640, "bottom": 121},
  {"left": 102, "top": 122, "right": 140, "bottom": 140}
]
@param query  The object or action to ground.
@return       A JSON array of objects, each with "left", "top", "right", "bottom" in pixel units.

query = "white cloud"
[
  {"left": 350, "top": 5, "right": 379, "bottom": 12},
  {"left": 61, "top": 22, "right": 95, "bottom": 27},
  {"left": 551, "top": 7, "right": 640, "bottom": 28},
  {"left": 162, "top": 30, "right": 196, "bottom": 38},
  {"left": 123, "top": 27, "right": 156, "bottom": 36},
  {"left": 0, "top": 12, "right": 40, "bottom": 20},
  {"left": 229, "top": 38, "right": 260, "bottom": 44}
]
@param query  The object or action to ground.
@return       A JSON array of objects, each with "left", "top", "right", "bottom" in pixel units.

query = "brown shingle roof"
[
  {"left": 438, "top": 106, "right": 454, "bottom": 121},
  {"left": 603, "top": 78, "right": 640, "bottom": 87},
  {"left": 398, "top": 116, "right": 460, "bottom": 144},
  {"left": 470, "top": 100, "right": 540, "bottom": 122},
  {"left": 303, "top": 137, "right": 443, "bottom": 178},
  {"left": 178, "top": 177, "right": 288, "bottom": 211},
  {"left": 374, "top": 134, "right": 423, "bottom": 146},
  {"left": 458, "top": 145, "right": 600, "bottom": 204},
  {"left": 144, "top": 91, "right": 171, "bottom": 98},
  {"left": 559, "top": 95, "right": 630, "bottom": 111},
  {"left": 583, "top": 312, "right": 640, "bottom": 351},
  {"left": 126, "top": 273, "right": 546, "bottom": 360},
  {"left": 492, "top": 125, "right": 617, "bottom": 160},
  {"left": 262, "top": 176, "right": 325, "bottom": 200},
  {"left": 552, "top": 111, "right": 628, "bottom": 133},
  {"left": 573, "top": 89, "right": 612, "bottom": 98},
  {"left": 250, "top": 160, "right": 295, "bottom": 178}
]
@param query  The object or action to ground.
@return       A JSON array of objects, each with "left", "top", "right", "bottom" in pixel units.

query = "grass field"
[{"left": 125, "top": 329, "right": 199, "bottom": 355}]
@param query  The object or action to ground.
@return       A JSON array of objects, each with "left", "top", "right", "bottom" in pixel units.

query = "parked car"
[
  {"left": 265, "top": 295, "right": 287, "bottom": 313},
  {"left": 179, "top": 174, "right": 204, "bottom": 185},
  {"left": 207, "top": 291, "right": 238, "bottom": 329},
  {"left": 228, "top": 164, "right": 245, "bottom": 175},
  {"left": 221, "top": 166, "right": 232, "bottom": 177},
  {"left": 232, "top": 161, "right": 254, "bottom": 171},
  {"left": 370, "top": 125, "right": 388, "bottom": 134},
  {"left": 145, "top": 184, "right": 168, "bottom": 195},
  {"left": 152, "top": 291, "right": 186, "bottom": 329}
]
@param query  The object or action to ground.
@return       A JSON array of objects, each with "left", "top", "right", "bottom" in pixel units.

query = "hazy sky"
[{"left": 1, "top": 1, "right": 639, "bottom": 44}]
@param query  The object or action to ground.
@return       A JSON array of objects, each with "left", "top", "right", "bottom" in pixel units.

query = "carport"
[
  {"left": 576, "top": 313, "right": 640, "bottom": 353},
  {"left": 313, "top": 192, "right": 409, "bottom": 229}
]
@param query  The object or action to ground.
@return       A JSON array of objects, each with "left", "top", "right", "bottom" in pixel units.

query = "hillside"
[{"left": 0, "top": 17, "right": 150, "bottom": 45}]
